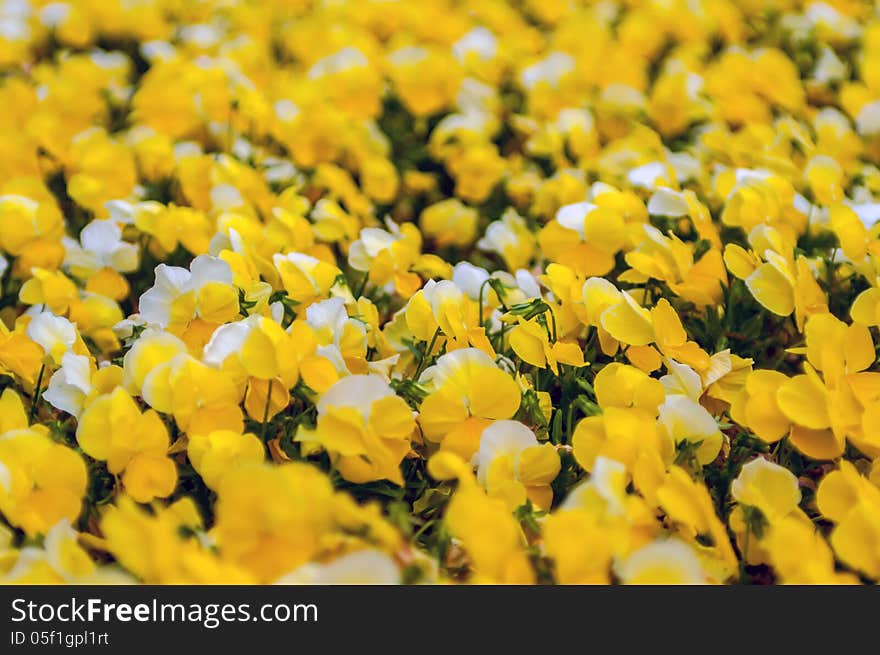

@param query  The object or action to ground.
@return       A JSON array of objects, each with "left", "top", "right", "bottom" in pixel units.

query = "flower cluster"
[{"left": 1, "top": 0, "right": 880, "bottom": 585}]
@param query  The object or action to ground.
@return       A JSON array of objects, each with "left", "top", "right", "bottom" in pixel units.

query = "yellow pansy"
[
  {"left": 418, "top": 348, "right": 521, "bottom": 458},
  {"left": 76, "top": 387, "right": 176, "bottom": 503},
  {"left": 296, "top": 375, "right": 415, "bottom": 485}
]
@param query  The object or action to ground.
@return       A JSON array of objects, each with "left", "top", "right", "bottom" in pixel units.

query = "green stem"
[
  {"left": 414, "top": 328, "right": 441, "bottom": 380},
  {"left": 478, "top": 278, "right": 491, "bottom": 327},
  {"left": 30, "top": 363, "right": 46, "bottom": 424},
  {"left": 261, "top": 379, "right": 274, "bottom": 442},
  {"left": 548, "top": 309, "right": 558, "bottom": 343},
  {"left": 354, "top": 271, "right": 369, "bottom": 299}
]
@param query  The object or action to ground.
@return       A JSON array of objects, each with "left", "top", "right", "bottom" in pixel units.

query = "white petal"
[
  {"left": 80, "top": 220, "right": 122, "bottom": 258},
  {"left": 189, "top": 255, "right": 233, "bottom": 289}
]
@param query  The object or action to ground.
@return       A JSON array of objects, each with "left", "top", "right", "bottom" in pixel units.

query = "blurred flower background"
[{"left": 0, "top": 0, "right": 879, "bottom": 584}]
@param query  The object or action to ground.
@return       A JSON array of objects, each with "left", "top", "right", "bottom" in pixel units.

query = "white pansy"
[
  {"left": 26, "top": 312, "right": 76, "bottom": 364},
  {"left": 63, "top": 219, "right": 138, "bottom": 276},
  {"left": 657, "top": 394, "right": 722, "bottom": 465},
  {"left": 138, "top": 255, "right": 233, "bottom": 327},
  {"left": 473, "top": 420, "right": 538, "bottom": 487},
  {"left": 317, "top": 374, "right": 395, "bottom": 421},
  {"left": 43, "top": 352, "right": 93, "bottom": 418},
  {"left": 451, "top": 262, "right": 489, "bottom": 300}
]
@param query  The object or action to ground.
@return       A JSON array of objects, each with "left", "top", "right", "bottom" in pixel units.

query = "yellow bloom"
[
  {"left": 141, "top": 354, "right": 244, "bottom": 436},
  {"left": 731, "top": 458, "right": 802, "bottom": 524},
  {"left": 101, "top": 496, "right": 253, "bottom": 584},
  {"left": 419, "top": 199, "right": 478, "bottom": 248},
  {"left": 211, "top": 463, "right": 334, "bottom": 582},
  {"left": 473, "top": 420, "right": 560, "bottom": 510},
  {"left": 476, "top": 208, "right": 536, "bottom": 271},
  {"left": 139, "top": 256, "right": 240, "bottom": 330},
  {"left": 657, "top": 395, "right": 723, "bottom": 466},
  {"left": 418, "top": 348, "right": 521, "bottom": 457},
  {"left": 273, "top": 251, "right": 346, "bottom": 311},
  {"left": 187, "top": 430, "right": 265, "bottom": 491},
  {"left": 508, "top": 315, "right": 584, "bottom": 375},
  {"left": 428, "top": 452, "right": 534, "bottom": 584},
  {"left": 19, "top": 268, "right": 78, "bottom": 314},
  {"left": 0, "top": 394, "right": 87, "bottom": 536},
  {"left": 615, "top": 539, "right": 706, "bottom": 585},
  {"left": 296, "top": 375, "right": 415, "bottom": 485},
  {"left": 817, "top": 461, "right": 880, "bottom": 580},
  {"left": 76, "top": 387, "right": 176, "bottom": 503}
]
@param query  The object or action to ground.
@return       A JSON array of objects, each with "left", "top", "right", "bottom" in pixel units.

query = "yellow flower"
[
  {"left": 296, "top": 375, "right": 415, "bottom": 485},
  {"left": 657, "top": 395, "right": 723, "bottom": 466},
  {"left": 19, "top": 268, "right": 78, "bottom": 314},
  {"left": 730, "top": 370, "right": 790, "bottom": 443},
  {"left": 348, "top": 219, "right": 423, "bottom": 298},
  {"left": 62, "top": 218, "right": 138, "bottom": 300},
  {"left": 77, "top": 387, "right": 176, "bottom": 503},
  {"left": 141, "top": 354, "right": 244, "bottom": 436},
  {"left": 816, "top": 461, "right": 880, "bottom": 580},
  {"left": 0, "top": 195, "right": 64, "bottom": 268},
  {"left": 139, "top": 255, "right": 240, "bottom": 330},
  {"left": 211, "top": 462, "right": 336, "bottom": 582},
  {"left": 43, "top": 352, "right": 123, "bottom": 418},
  {"left": 473, "top": 420, "right": 560, "bottom": 510},
  {"left": 731, "top": 458, "right": 802, "bottom": 524},
  {"left": 763, "top": 515, "right": 858, "bottom": 584},
  {"left": 273, "top": 251, "right": 346, "bottom": 311},
  {"left": 101, "top": 496, "right": 253, "bottom": 584},
  {"left": 614, "top": 539, "right": 707, "bottom": 585},
  {"left": 477, "top": 208, "right": 536, "bottom": 271},
  {"left": 623, "top": 225, "right": 727, "bottom": 307},
  {"left": 540, "top": 201, "right": 627, "bottom": 277},
  {"left": 419, "top": 199, "right": 478, "bottom": 248},
  {"left": 723, "top": 225, "right": 827, "bottom": 329},
  {"left": 187, "top": 430, "right": 265, "bottom": 491},
  {"left": 387, "top": 46, "right": 461, "bottom": 117},
  {"left": 656, "top": 466, "right": 738, "bottom": 580},
  {"left": 508, "top": 315, "right": 584, "bottom": 375},
  {"left": 428, "top": 452, "right": 534, "bottom": 584},
  {"left": 417, "top": 348, "right": 521, "bottom": 457},
  {"left": 25, "top": 312, "right": 87, "bottom": 366},
  {"left": 203, "top": 314, "right": 300, "bottom": 420},
  {"left": 447, "top": 144, "right": 507, "bottom": 204},
  {"left": 405, "top": 279, "right": 491, "bottom": 354},
  {"left": 0, "top": 394, "right": 87, "bottom": 536},
  {"left": 0, "top": 321, "right": 46, "bottom": 386}
]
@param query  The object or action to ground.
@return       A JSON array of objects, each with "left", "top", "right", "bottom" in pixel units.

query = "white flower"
[
  {"left": 26, "top": 312, "right": 76, "bottom": 364},
  {"left": 138, "top": 255, "right": 233, "bottom": 327},
  {"left": 520, "top": 52, "right": 575, "bottom": 90},
  {"left": 43, "top": 352, "right": 93, "bottom": 418},
  {"left": 477, "top": 209, "right": 529, "bottom": 258},
  {"left": 660, "top": 359, "right": 704, "bottom": 401},
  {"left": 657, "top": 394, "right": 722, "bottom": 465},
  {"left": 317, "top": 374, "right": 396, "bottom": 421},
  {"left": 473, "top": 420, "right": 538, "bottom": 487},
  {"left": 555, "top": 202, "right": 595, "bottom": 238},
  {"left": 451, "top": 262, "right": 489, "bottom": 300},
  {"left": 349, "top": 226, "right": 397, "bottom": 273},
  {"left": 63, "top": 219, "right": 138, "bottom": 276}
]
